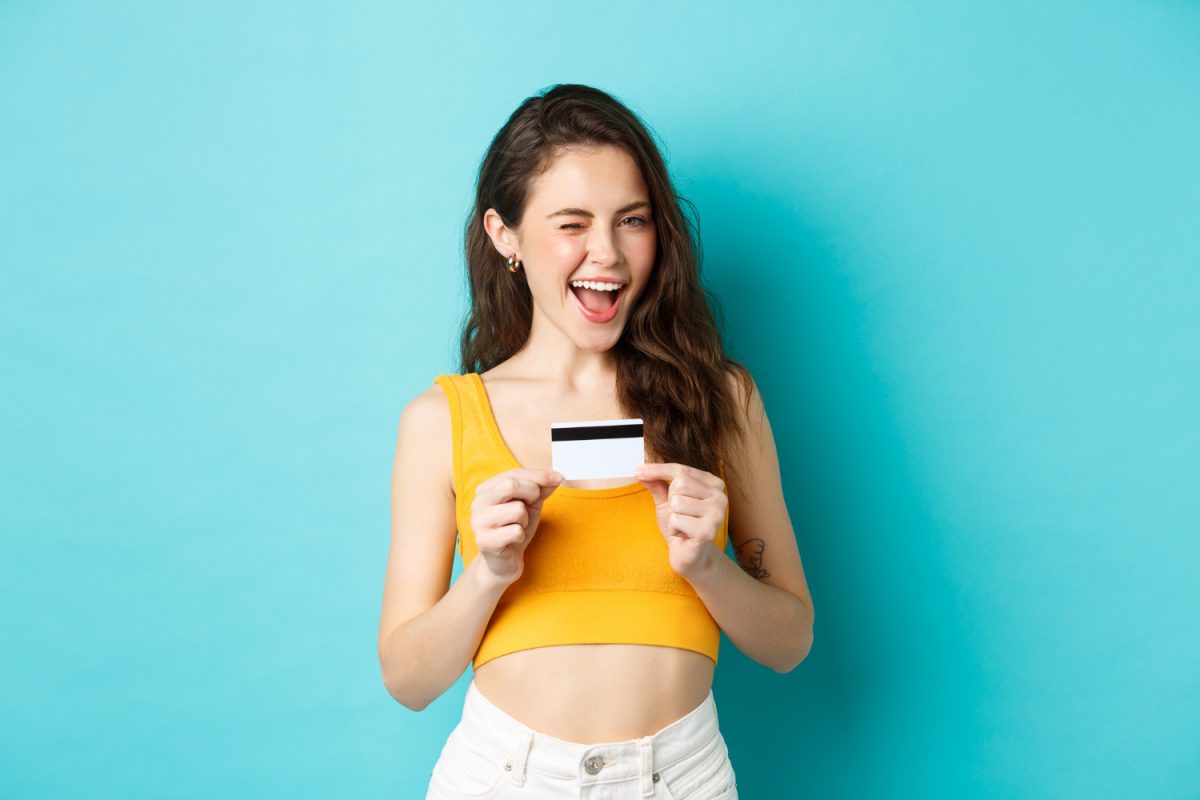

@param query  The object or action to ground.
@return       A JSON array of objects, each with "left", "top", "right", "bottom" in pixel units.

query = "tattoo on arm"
[{"left": 734, "top": 538, "right": 771, "bottom": 579}]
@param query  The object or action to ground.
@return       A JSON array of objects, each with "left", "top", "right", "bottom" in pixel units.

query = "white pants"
[{"left": 426, "top": 678, "right": 738, "bottom": 799}]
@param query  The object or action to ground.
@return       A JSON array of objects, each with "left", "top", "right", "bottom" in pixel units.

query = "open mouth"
[{"left": 568, "top": 280, "right": 626, "bottom": 324}]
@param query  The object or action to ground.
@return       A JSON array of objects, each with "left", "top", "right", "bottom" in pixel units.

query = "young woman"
[{"left": 378, "top": 84, "right": 814, "bottom": 800}]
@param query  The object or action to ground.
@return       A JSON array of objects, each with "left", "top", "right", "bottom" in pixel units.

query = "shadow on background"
[{"left": 693, "top": 163, "right": 989, "bottom": 798}]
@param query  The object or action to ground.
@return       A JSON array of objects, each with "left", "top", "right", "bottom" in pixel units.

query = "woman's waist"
[{"left": 471, "top": 643, "right": 715, "bottom": 744}]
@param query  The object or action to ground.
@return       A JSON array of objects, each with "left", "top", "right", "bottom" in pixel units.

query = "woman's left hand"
[{"left": 633, "top": 463, "right": 728, "bottom": 580}]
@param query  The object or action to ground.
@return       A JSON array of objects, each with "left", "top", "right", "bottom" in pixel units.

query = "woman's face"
[{"left": 487, "top": 144, "right": 657, "bottom": 352}]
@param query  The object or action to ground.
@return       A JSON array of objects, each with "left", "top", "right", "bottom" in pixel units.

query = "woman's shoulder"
[
  {"left": 396, "top": 378, "right": 456, "bottom": 496},
  {"left": 723, "top": 363, "right": 761, "bottom": 418},
  {"left": 398, "top": 380, "right": 454, "bottom": 437},
  {"left": 720, "top": 364, "right": 767, "bottom": 483}
]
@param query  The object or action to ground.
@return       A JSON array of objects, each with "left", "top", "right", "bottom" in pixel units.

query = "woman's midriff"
[{"left": 472, "top": 643, "right": 715, "bottom": 744}]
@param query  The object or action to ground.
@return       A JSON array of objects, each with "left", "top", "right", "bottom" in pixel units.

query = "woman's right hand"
[{"left": 469, "top": 468, "right": 563, "bottom": 587}]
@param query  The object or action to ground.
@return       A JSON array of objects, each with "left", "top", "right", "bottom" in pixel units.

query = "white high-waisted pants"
[{"left": 425, "top": 678, "right": 738, "bottom": 799}]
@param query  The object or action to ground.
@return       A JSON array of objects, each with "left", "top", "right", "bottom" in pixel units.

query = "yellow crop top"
[{"left": 434, "top": 373, "right": 729, "bottom": 671}]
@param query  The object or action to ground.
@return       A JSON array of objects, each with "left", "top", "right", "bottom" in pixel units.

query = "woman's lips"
[{"left": 569, "top": 284, "right": 625, "bottom": 324}]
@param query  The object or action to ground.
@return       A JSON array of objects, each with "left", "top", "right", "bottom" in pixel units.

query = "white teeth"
[{"left": 569, "top": 280, "right": 622, "bottom": 291}]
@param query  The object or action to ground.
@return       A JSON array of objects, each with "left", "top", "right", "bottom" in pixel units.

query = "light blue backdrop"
[{"left": 2, "top": 1, "right": 1197, "bottom": 797}]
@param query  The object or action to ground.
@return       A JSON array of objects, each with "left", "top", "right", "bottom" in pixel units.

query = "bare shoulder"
[
  {"left": 720, "top": 363, "right": 778, "bottom": 512},
  {"left": 401, "top": 381, "right": 453, "bottom": 427},
  {"left": 396, "top": 381, "right": 455, "bottom": 498},
  {"left": 723, "top": 365, "right": 768, "bottom": 474},
  {"left": 378, "top": 380, "right": 459, "bottom": 646},
  {"left": 719, "top": 365, "right": 812, "bottom": 605}
]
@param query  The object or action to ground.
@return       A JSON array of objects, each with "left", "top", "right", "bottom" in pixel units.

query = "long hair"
[{"left": 459, "top": 83, "right": 753, "bottom": 477}]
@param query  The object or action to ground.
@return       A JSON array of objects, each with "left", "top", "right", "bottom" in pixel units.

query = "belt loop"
[
  {"left": 509, "top": 729, "right": 534, "bottom": 787},
  {"left": 639, "top": 736, "right": 655, "bottom": 797}
]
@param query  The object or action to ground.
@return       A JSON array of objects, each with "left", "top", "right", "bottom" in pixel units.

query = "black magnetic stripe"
[{"left": 551, "top": 423, "right": 644, "bottom": 442}]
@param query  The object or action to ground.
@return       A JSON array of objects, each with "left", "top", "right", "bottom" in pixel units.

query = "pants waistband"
[{"left": 459, "top": 678, "right": 721, "bottom": 792}]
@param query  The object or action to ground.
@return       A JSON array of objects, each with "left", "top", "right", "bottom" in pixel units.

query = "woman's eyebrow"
[{"left": 545, "top": 200, "right": 651, "bottom": 219}]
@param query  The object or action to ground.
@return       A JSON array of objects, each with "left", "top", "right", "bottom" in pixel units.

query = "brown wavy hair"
[{"left": 459, "top": 83, "right": 753, "bottom": 479}]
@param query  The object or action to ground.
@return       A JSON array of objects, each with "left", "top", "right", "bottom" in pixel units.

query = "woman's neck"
[{"left": 504, "top": 325, "right": 620, "bottom": 394}]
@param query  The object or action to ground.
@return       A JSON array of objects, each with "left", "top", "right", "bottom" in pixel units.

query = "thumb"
[
  {"left": 525, "top": 471, "right": 563, "bottom": 536},
  {"left": 639, "top": 477, "right": 670, "bottom": 505},
  {"left": 531, "top": 470, "right": 564, "bottom": 509}
]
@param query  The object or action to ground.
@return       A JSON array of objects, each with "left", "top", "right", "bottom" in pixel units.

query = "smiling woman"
[
  {"left": 568, "top": 278, "right": 624, "bottom": 321},
  {"left": 490, "top": 144, "right": 653, "bottom": 330},
  {"left": 378, "top": 84, "right": 815, "bottom": 800}
]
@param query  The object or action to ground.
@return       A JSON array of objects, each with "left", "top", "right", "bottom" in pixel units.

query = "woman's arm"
[
  {"left": 376, "top": 385, "right": 509, "bottom": 711},
  {"left": 684, "top": 372, "right": 815, "bottom": 673},
  {"left": 632, "top": 370, "right": 814, "bottom": 672}
]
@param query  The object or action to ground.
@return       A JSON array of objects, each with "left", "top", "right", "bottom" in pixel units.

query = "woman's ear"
[{"left": 482, "top": 208, "right": 520, "bottom": 260}]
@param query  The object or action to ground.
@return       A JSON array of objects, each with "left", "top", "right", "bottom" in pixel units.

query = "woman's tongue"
[{"left": 572, "top": 285, "right": 616, "bottom": 313}]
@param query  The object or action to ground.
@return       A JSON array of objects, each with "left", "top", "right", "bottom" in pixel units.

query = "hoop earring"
[{"left": 506, "top": 253, "right": 523, "bottom": 273}]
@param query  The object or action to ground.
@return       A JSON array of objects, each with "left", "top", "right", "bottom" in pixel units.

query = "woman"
[{"left": 378, "top": 83, "right": 814, "bottom": 799}]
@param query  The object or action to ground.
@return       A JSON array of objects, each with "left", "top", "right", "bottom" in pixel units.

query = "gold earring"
[{"left": 506, "top": 253, "right": 522, "bottom": 272}]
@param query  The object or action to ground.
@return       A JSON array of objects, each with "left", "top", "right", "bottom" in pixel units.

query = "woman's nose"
[{"left": 587, "top": 228, "right": 619, "bottom": 265}]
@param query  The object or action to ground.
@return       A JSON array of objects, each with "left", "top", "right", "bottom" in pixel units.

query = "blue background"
[{"left": 3, "top": 1, "right": 1198, "bottom": 797}]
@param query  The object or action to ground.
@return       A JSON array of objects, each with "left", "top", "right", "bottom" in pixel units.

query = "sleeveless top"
[{"left": 434, "top": 373, "right": 729, "bottom": 671}]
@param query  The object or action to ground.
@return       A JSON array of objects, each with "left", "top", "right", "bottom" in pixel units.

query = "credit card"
[{"left": 550, "top": 418, "right": 645, "bottom": 480}]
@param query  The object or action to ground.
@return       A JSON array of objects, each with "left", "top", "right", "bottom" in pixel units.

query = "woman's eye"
[{"left": 560, "top": 217, "right": 647, "bottom": 231}]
